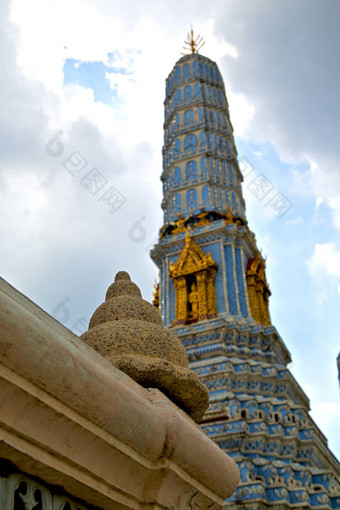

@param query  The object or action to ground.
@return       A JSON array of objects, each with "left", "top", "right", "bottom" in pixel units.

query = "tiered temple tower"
[{"left": 151, "top": 34, "right": 340, "bottom": 508}]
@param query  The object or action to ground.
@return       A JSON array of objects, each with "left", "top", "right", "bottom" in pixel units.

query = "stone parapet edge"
[{"left": 0, "top": 277, "right": 239, "bottom": 509}]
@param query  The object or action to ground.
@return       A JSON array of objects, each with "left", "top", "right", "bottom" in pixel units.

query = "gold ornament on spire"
[
  {"left": 152, "top": 281, "right": 160, "bottom": 310},
  {"left": 246, "top": 253, "right": 271, "bottom": 326},
  {"left": 169, "top": 232, "right": 218, "bottom": 325},
  {"left": 182, "top": 27, "right": 205, "bottom": 55}
]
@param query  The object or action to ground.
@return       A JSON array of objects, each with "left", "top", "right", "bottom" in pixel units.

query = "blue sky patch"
[{"left": 63, "top": 58, "right": 131, "bottom": 106}]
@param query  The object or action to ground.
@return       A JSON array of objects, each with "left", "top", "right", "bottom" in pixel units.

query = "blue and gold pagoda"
[{"left": 151, "top": 32, "right": 340, "bottom": 508}]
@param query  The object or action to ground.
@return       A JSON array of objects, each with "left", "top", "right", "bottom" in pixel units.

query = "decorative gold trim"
[
  {"left": 160, "top": 209, "right": 246, "bottom": 239},
  {"left": 182, "top": 28, "right": 205, "bottom": 55},
  {"left": 152, "top": 281, "right": 160, "bottom": 310},
  {"left": 169, "top": 232, "right": 218, "bottom": 325},
  {"left": 246, "top": 253, "right": 271, "bottom": 325}
]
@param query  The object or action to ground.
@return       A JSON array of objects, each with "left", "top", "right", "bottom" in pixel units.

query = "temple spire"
[
  {"left": 162, "top": 45, "right": 246, "bottom": 225},
  {"left": 151, "top": 41, "right": 340, "bottom": 509}
]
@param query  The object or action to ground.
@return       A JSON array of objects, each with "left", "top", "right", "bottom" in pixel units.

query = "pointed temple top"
[{"left": 182, "top": 27, "right": 205, "bottom": 55}]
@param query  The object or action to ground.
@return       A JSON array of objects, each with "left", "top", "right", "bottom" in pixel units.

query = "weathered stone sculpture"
[{"left": 81, "top": 270, "right": 209, "bottom": 422}]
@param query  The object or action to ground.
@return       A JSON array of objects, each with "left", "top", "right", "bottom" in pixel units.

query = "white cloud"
[
  {"left": 305, "top": 159, "right": 340, "bottom": 230},
  {"left": 288, "top": 216, "right": 304, "bottom": 225},
  {"left": 311, "top": 401, "right": 340, "bottom": 454},
  {"left": 308, "top": 243, "right": 340, "bottom": 280},
  {"left": 307, "top": 243, "right": 340, "bottom": 304},
  {"left": 228, "top": 88, "right": 255, "bottom": 137},
  {"left": 315, "top": 197, "right": 324, "bottom": 208}
]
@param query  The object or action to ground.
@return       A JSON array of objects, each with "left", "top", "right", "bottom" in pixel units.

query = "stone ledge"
[{"left": 0, "top": 278, "right": 239, "bottom": 509}]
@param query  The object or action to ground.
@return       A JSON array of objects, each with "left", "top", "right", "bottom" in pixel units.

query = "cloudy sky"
[{"left": 1, "top": 0, "right": 339, "bottom": 459}]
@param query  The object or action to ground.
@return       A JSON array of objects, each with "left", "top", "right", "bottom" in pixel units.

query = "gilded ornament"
[
  {"left": 169, "top": 232, "right": 218, "bottom": 325},
  {"left": 160, "top": 210, "right": 246, "bottom": 239},
  {"left": 246, "top": 253, "right": 271, "bottom": 326},
  {"left": 152, "top": 281, "right": 160, "bottom": 310}
]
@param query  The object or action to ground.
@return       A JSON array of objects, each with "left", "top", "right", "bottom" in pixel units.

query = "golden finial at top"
[{"left": 182, "top": 26, "right": 205, "bottom": 55}]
